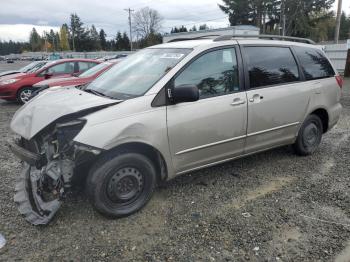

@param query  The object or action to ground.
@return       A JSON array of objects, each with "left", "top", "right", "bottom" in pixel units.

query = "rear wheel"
[
  {"left": 293, "top": 114, "right": 323, "bottom": 156},
  {"left": 86, "top": 153, "right": 157, "bottom": 218},
  {"left": 17, "top": 87, "right": 33, "bottom": 104}
]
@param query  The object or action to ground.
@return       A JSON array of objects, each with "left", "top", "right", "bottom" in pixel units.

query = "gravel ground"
[{"left": 0, "top": 66, "right": 350, "bottom": 261}]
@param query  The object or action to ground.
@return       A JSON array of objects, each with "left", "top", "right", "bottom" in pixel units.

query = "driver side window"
[
  {"left": 174, "top": 47, "right": 240, "bottom": 99},
  {"left": 47, "top": 62, "right": 75, "bottom": 75}
]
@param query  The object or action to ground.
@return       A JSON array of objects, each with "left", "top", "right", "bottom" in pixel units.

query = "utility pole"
[
  {"left": 124, "top": 8, "right": 134, "bottom": 51},
  {"left": 334, "top": 0, "right": 343, "bottom": 43}
]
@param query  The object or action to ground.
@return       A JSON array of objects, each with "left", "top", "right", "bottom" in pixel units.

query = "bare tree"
[{"left": 132, "top": 7, "right": 163, "bottom": 38}]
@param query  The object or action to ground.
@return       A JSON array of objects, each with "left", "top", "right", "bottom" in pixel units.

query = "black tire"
[
  {"left": 293, "top": 114, "right": 323, "bottom": 156},
  {"left": 17, "top": 87, "right": 33, "bottom": 104},
  {"left": 86, "top": 153, "right": 157, "bottom": 218}
]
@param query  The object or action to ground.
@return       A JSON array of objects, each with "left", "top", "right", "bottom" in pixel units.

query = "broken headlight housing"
[{"left": 55, "top": 119, "right": 86, "bottom": 150}]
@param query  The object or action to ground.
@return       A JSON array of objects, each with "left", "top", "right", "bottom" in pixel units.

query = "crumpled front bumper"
[{"left": 7, "top": 138, "right": 42, "bottom": 166}]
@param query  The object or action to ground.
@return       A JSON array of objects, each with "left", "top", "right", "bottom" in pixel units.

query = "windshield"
[
  {"left": 87, "top": 48, "right": 192, "bottom": 100},
  {"left": 20, "top": 61, "right": 46, "bottom": 73},
  {"left": 79, "top": 62, "right": 111, "bottom": 78}
]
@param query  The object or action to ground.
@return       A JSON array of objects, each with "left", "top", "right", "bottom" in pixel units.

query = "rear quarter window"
[{"left": 294, "top": 46, "right": 335, "bottom": 80}]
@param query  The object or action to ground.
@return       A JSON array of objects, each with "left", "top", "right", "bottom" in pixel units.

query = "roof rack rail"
[
  {"left": 213, "top": 34, "right": 315, "bottom": 44},
  {"left": 167, "top": 35, "right": 221, "bottom": 43}
]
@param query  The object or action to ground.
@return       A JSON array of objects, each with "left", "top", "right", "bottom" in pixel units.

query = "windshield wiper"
[{"left": 84, "top": 89, "right": 115, "bottom": 99}]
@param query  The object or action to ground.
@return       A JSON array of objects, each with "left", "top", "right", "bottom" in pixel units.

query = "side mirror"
[
  {"left": 44, "top": 72, "right": 53, "bottom": 79},
  {"left": 172, "top": 84, "right": 199, "bottom": 104}
]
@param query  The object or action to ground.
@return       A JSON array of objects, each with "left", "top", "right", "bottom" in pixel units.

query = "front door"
[
  {"left": 166, "top": 47, "right": 247, "bottom": 174},
  {"left": 242, "top": 46, "right": 310, "bottom": 153}
]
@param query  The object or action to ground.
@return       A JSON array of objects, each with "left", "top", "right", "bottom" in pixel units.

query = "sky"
[{"left": 0, "top": 0, "right": 349, "bottom": 42}]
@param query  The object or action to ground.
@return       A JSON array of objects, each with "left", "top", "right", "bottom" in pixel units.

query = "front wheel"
[
  {"left": 293, "top": 114, "right": 323, "bottom": 156},
  {"left": 17, "top": 87, "right": 33, "bottom": 104},
  {"left": 86, "top": 153, "right": 157, "bottom": 218}
]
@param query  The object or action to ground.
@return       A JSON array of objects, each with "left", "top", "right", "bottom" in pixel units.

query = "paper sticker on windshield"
[{"left": 160, "top": 53, "right": 184, "bottom": 59}]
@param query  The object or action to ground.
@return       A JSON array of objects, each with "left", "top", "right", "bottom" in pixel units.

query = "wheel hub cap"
[
  {"left": 304, "top": 123, "right": 319, "bottom": 147},
  {"left": 20, "top": 89, "right": 32, "bottom": 103},
  {"left": 107, "top": 167, "right": 143, "bottom": 202}
]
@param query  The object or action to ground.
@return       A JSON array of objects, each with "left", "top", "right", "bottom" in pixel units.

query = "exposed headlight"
[
  {"left": 55, "top": 119, "right": 86, "bottom": 149},
  {"left": 0, "top": 79, "right": 19, "bottom": 85}
]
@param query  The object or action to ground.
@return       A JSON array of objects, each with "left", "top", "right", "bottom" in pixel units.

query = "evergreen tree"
[
  {"left": 99, "top": 29, "right": 107, "bottom": 50},
  {"left": 69, "top": 13, "right": 88, "bottom": 51},
  {"left": 190, "top": 25, "right": 197, "bottom": 31},
  {"left": 115, "top": 31, "right": 123, "bottom": 50},
  {"left": 199, "top": 24, "right": 209, "bottom": 30},
  {"left": 89, "top": 25, "right": 101, "bottom": 50},
  {"left": 29, "top": 28, "right": 42, "bottom": 52},
  {"left": 122, "top": 32, "right": 131, "bottom": 50}
]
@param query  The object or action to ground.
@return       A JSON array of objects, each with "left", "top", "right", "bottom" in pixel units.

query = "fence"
[{"left": 322, "top": 42, "right": 349, "bottom": 74}]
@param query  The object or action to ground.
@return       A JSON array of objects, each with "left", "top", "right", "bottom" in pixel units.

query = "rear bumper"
[{"left": 7, "top": 138, "right": 42, "bottom": 166}]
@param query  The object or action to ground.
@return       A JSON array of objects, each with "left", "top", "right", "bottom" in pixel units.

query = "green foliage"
[
  {"left": 115, "top": 31, "right": 130, "bottom": 50},
  {"left": 218, "top": 0, "right": 338, "bottom": 41},
  {"left": 0, "top": 41, "right": 28, "bottom": 55},
  {"left": 59, "top": 24, "right": 70, "bottom": 51},
  {"left": 199, "top": 24, "right": 209, "bottom": 30},
  {"left": 99, "top": 29, "right": 107, "bottom": 50},
  {"left": 29, "top": 27, "right": 42, "bottom": 52}
]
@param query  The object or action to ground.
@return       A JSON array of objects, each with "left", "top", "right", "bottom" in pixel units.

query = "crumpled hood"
[{"left": 11, "top": 86, "right": 120, "bottom": 139}]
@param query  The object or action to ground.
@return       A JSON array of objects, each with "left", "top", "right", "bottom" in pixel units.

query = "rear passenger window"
[
  {"left": 175, "top": 48, "right": 240, "bottom": 99},
  {"left": 294, "top": 46, "right": 335, "bottom": 80},
  {"left": 245, "top": 46, "right": 300, "bottom": 89}
]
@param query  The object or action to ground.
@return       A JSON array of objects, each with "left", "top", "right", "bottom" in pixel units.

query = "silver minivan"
[{"left": 9, "top": 35, "right": 343, "bottom": 225}]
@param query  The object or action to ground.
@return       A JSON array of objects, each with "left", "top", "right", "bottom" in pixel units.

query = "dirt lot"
[{"left": 0, "top": 65, "right": 350, "bottom": 261}]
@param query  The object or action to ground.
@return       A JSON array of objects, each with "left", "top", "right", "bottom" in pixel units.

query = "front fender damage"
[{"left": 10, "top": 121, "right": 102, "bottom": 225}]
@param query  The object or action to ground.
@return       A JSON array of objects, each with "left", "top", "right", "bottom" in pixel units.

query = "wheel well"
[
  {"left": 311, "top": 108, "right": 329, "bottom": 133},
  {"left": 103, "top": 142, "right": 168, "bottom": 182}
]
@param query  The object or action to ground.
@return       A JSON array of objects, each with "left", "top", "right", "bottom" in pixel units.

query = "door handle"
[
  {"left": 231, "top": 99, "right": 246, "bottom": 106},
  {"left": 249, "top": 94, "right": 264, "bottom": 103}
]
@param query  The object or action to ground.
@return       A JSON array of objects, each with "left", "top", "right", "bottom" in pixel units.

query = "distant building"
[{"left": 163, "top": 25, "right": 260, "bottom": 43}]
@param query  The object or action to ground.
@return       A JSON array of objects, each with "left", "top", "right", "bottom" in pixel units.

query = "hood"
[
  {"left": 11, "top": 86, "right": 120, "bottom": 139},
  {"left": 0, "top": 70, "right": 20, "bottom": 77},
  {"left": 0, "top": 72, "right": 27, "bottom": 81},
  {"left": 34, "top": 77, "right": 79, "bottom": 87}
]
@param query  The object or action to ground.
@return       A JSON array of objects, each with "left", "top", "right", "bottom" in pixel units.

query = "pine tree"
[
  {"left": 70, "top": 13, "right": 88, "bottom": 51},
  {"left": 99, "top": 29, "right": 107, "bottom": 50},
  {"left": 89, "top": 25, "right": 101, "bottom": 50},
  {"left": 29, "top": 28, "right": 42, "bottom": 52}
]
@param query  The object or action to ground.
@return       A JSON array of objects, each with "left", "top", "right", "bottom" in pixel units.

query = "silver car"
[{"left": 9, "top": 35, "right": 343, "bottom": 225}]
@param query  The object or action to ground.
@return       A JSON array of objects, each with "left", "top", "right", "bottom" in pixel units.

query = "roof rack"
[
  {"left": 213, "top": 34, "right": 315, "bottom": 44},
  {"left": 167, "top": 35, "right": 222, "bottom": 43}
]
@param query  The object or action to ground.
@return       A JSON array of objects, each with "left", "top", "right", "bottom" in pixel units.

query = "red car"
[
  {"left": 0, "top": 58, "right": 100, "bottom": 103},
  {"left": 32, "top": 60, "right": 118, "bottom": 91}
]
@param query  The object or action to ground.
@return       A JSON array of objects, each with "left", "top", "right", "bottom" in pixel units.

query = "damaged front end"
[{"left": 8, "top": 119, "right": 101, "bottom": 225}]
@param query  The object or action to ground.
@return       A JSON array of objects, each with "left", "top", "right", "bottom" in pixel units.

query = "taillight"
[{"left": 335, "top": 75, "right": 343, "bottom": 88}]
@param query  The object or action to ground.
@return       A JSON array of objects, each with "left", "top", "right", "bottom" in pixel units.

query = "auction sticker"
[{"left": 160, "top": 53, "right": 184, "bottom": 59}]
